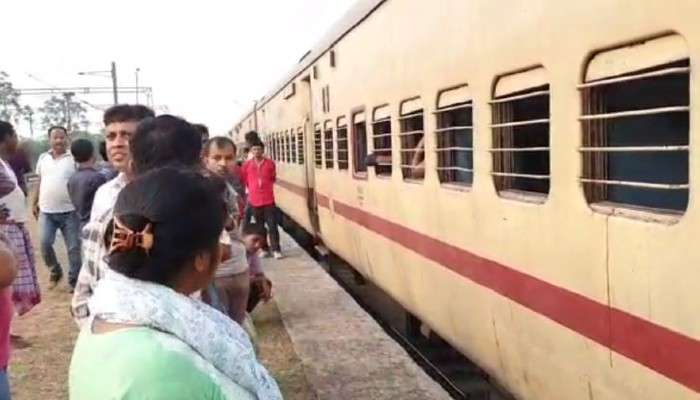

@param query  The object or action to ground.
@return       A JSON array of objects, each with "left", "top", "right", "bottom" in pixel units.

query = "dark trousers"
[{"left": 251, "top": 204, "right": 280, "bottom": 252}]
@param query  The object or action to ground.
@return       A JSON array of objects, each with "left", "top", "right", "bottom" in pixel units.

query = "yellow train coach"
[{"left": 232, "top": 1, "right": 700, "bottom": 399}]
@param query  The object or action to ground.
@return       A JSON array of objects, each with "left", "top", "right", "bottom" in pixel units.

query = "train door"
[{"left": 300, "top": 75, "right": 322, "bottom": 237}]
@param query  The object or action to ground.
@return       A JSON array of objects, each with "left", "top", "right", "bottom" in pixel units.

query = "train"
[{"left": 231, "top": 1, "right": 700, "bottom": 399}]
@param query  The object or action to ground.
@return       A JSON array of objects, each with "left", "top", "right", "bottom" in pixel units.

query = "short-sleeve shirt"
[
  {"left": 35, "top": 151, "right": 76, "bottom": 213},
  {"left": 68, "top": 167, "right": 107, "bottom": 225},
  {"left": 240, "top": 158, "right": 276, "bottom": 207},
  {"left": 69, "top": 326, "right": 255, "bottom": 400},
  {"left": 90, "top": 173, "right": 128, "bottom": 224}
]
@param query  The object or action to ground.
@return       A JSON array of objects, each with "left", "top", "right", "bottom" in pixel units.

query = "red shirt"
[{"left": 240, "top": 157, "right": 276, "bottom": 207}]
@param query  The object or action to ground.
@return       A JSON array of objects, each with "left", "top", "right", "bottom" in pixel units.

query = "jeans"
[
  {"left": 251, "top": 205, "right": 280, "bottom": 252},
  {"left": 39, "top": 211, "right": 82, "bottom": 286},
  {"left": 0, "top": 370, "right": 10, "bottom": 400}
]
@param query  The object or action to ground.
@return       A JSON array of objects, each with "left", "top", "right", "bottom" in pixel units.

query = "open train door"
[{"left": 299, "top": 75, "right": 322, "bottom": 238}]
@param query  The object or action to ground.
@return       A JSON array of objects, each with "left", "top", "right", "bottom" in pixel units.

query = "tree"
[
  {"left": 19, "top": 105, "right": 36, "bottom": 137},
  {"left": 38, "top": 94, "right": 89, "bottom": 132},
  {"left": 0, "top": 71, "right": 21, "bottom": 123}
]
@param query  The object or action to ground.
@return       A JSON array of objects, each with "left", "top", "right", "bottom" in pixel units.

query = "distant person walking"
[
  {"left": 33, "top": 126, "right": 81, "bottom": 289},
  {"left": 0, "top": 122, "right": 40, "bottom": 315},
  {"left": 68, "top": 139, "right": 107, "bottom": 231},
  {"left": 240, "top": 138, "right": 282, "bottom": 259}
]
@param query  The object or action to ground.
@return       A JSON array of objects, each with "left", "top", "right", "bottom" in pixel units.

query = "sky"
[{"left": 2, "top": 0, "right": 357, "bottom": 138}]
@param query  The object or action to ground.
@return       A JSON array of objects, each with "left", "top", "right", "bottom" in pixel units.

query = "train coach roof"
[{"left": 237, "top": 0, "right": 386, "bottom": 122}]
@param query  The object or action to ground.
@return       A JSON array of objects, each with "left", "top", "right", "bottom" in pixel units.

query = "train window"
[
  {"left": 279, "top": 131, "right": 284, "bottom": 163},
  {"left": 399, "top": 98, "right": 425, "bottom": 181},
  {"left": 271, "top": 133, "right": 278, "bottom": 161},
  {"left": 580, "top": 34, "right": 689, "bottom": 216},
  {"left": 435, "top": 85, "right": 473, "bottom": 186},
  {"left": 324, "top": 120, "right": 334, "bottom": 169},
  {"left": 296, "top": 127, "right": 305, "bottom": 165},
  {"left": 281, "top": 131, "right": 288, "bottom": 163},
  {"left": 491, "top": 66, "right": 550, "bottom": 200},
  {"left": 289, "top": 129, "right": 297, "bottom": 164},
  {"left": 278, "top": 132, "right": 283, "bottom": 162},
  {"left": 321, "top": 86, "right": 331, "bottom": 113},
  {"left": 352, "top": 111, "right": 368, "bottom": 175},
  {"left": 372, "top": 105, "right": 392, "bottom": 177},
  {"left": 314, "top": 123, "right": 322, "bottom": 168},
  {"left": 337, "top": 116, "right": 349, "bottom": 170}
]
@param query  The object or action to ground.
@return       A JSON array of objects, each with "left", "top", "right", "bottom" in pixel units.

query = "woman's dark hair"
[
  {"left": 105, "top": 167, "right": 225, "bottom": 285},
  {"left": 0, "top": 121, "right": 15, "bottom": 143},
  {"left": 130, "top": 115, "right": 202, "bottom": 175}
]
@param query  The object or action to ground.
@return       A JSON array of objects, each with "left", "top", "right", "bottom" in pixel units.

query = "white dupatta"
[{"left": 89, "top": 270, "right": 282, "bottom": 400}]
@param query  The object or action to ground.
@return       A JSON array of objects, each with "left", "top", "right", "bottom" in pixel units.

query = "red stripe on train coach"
[{"left": 275, "top": 180, "right": 700, "bottom": 393}]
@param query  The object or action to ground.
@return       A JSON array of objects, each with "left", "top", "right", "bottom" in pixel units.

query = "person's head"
[
  {"left": 192, "top": 123, "right": 209, "bottom": 146},
  {"left": 105, "top": 167, "right": 225, "bottom": 294},
  {"left": 250, "top": 139, "right": 265, "bottom": 160},
  {"left": 103, "top": 104, "right": 155, "bottom": 174},
  {"left": 70, "top": 139, "right": 95, "bottom": 165},
  {"left": 203, "top": 137, "right": 237, "bottom": 176},
  {"left": 0, "top": 121, "right": 18, "bottom": 155},
  {"left": 98, "top": 141, "right": 108, "bottom": 162},
  {"left": 241, "top": 221, "right": 265, "bottom": 253},
  {"left": 244, "top": 130, "right": 260, "bottom": 146},
  {"left": 48, "top": 126, "right": 69, "bottom": 155},
  {"left": 129, "top": 114, "right": 202, "bottom": 176}
]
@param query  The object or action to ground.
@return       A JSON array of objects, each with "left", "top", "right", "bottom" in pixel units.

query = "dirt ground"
[{"left": 9, "top": 218, "right": 313, "bottom": 400}]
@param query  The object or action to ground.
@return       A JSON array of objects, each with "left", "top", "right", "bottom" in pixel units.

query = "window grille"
[
  {"left": 324, "top": 121, "right": 334, "bottom": 169},
  {"left": 372, "top": 105, "right": 392, "bottom": 176},
  {"left": 314, "top": 124, "right": 322, "bottom": 168},
  {"left": 435, "top": 85, "right": 473, "bottom": 185},
  {"left": 399, "top": 98, "right": 424, "bottom": 180},
  {"left": 580, "top": 35, "right": 689, "bottom": 214},
  {"left": 289, "top": 130, "right": 297, "bottom": 164},
  {"left": 491, "top": 67, "right": 550, "bottom": 198},
  {"left": 337, "top": 117, "right": 349, "bottom": 170},
  {"left": 296, "top": 127, "right": 305, "bottom": 165}
]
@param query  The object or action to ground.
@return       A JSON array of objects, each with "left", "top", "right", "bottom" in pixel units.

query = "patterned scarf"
[{"left": 89, "top": 270, "right": 282, "bottom": 400}]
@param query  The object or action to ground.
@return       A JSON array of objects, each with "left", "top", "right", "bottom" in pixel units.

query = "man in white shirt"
[
  {"left": 32, "top": 126, "right": 80, "bottom": 289},
  {"left": 71, "top": 104, "right": 154, "bottom": 323}
]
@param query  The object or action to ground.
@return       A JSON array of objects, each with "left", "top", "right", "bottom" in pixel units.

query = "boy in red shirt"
[{"left": 240, "top": 138, "right": 282, "bottom": 259}]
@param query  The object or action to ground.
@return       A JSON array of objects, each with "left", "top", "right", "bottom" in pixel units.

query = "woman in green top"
[{"left": 69, "top": 167, "right": 282, "bottom": 399}]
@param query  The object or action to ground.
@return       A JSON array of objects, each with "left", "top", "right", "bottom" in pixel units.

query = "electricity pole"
[
  {"left": 111, "top": 62, "right": 118, "bottom": 104},
  {"left": 135, "top": 68, "right": 140, "bottom": 104},
  {"left": 63, "top": 92, "right": 75, "bottom": 131},
  {"left": 79, "top": 62, "right": 119, "bottom": 104},
  {"left": 27, "top": 109, "right": 34, "bottom": 138}
]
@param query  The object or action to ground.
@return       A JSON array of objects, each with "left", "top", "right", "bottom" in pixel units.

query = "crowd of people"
[{"left": 0, "top": 103, "right": 285, "bottom": 399}]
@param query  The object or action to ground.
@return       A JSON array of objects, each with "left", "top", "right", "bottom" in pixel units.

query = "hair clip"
[{"left": 109, "top": 217, "right": 154, "bottom": 255}]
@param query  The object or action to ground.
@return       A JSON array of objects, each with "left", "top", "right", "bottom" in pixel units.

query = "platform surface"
[{"left": 261, "top": 231, "right": 452, "bottom": 400}]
